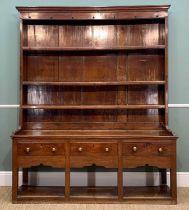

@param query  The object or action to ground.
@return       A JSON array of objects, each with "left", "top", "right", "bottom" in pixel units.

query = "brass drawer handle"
[
  {"left": 105, "top": 147, "right": 109, "bottom": 152},
  {"left": 52, "top": 147, "right": 56, "bottom": 152},
  {"left": 25, "top": 147, "right": 30, "bottom": 153},
  {"left": 158, "top": 147, "right": 163, "bottom": 153},
  {"left": 132, "top": 146, "right": 137, "bottom": 152},
  {"left": 78, "top": 147, "right": 83, "bottom": 152}
]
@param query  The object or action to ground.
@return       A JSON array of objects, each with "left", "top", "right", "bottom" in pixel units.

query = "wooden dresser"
[{"left": 12, "top": 5, "right": 177, "bottom": 204}]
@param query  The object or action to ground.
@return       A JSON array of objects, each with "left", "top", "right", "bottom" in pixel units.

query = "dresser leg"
[
  {"left": 65, "top": 167, "right": 70, "bottom": 199},
  {"left": 118, "top": 166, "right": 123, "bottom": 200},
  {"left": 118, "top": 142, "right": 123, "bottom": 200},
  {"left": 65, "top": 142, "right": 70, "bottom": 199},
  {"left": 12, "top": 167, "right": 18, "bottom": 202},
  {"left": 87, "top": 165, "right": 96, "bottom": 187},
  {"left": 23, "top": 168, "right": 29, "bottom": 186},
  {"left": 12, "top": 140, "right": 18, "bottom": 202},
  {"left": 159, "top": 168, "right": 167, "bottom": 186},
  {"left": 170, "top": 161, "right": 177, "bottom": 202},
  {"left": 170, "top": 142, "right": 177, "bottom": 203}
]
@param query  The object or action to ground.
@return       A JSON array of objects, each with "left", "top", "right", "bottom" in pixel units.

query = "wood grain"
[{"left": 12, "top": 5, "right": 177, "bottom": 204}]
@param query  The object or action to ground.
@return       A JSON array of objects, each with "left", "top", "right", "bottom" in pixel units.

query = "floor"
[{"left": 1, "top": 187, "right": 189, "bottom": 210}]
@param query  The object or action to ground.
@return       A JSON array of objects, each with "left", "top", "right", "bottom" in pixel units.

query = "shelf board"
[
  {"left": 123, "top": 186, "right": 171, "bottom": 199},
  {"left": 22, "top": 81, "right": 166, "bottom": 86},
  {"left": 70, "top": 186, "right": 117, "bottom": 199},
  {"left": 16, "top": 186, "right": 172, "bottom": 204},
  {"left": 18, "top": 186, "right": 65, "bottom": 198},
  {"left": 22, "top": 104, "right": 165, "bottom": 110},
  {"left": 22, "top": 45, "right": 165, "bottom": 52}
]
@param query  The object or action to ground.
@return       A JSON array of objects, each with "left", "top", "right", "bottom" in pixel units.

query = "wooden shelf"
[
  {"left": 22, "top": 45, "right": 165, "bottom": 52},
  {"left": 18, "top": 186, "right": 65, "bottom": 198},
  {"left": 22, "top": 104, "right": 165, "bottom": 110},
  {"left": 70, "top": 186, "right": 117, "bottom": 199},
  {"left": 14, "top": 129, "right": 174, "bottom": 138},
  {"left": 22, "top": 81, "right": 166, "bottom": 86},
  {"left": 123, "top": 186, "right": 171, "bottom": 199}
]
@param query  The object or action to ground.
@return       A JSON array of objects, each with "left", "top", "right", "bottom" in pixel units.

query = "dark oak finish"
[
  {"left": 22, "top": 81, "right": 166, "bottom": 85},
  {"left": 23, "top": 46, "right": 165, "bottom": 51},
  {"left": 12, "top": 5, "right": 177, "bottom": 204},
  {"left": 21, "top": 105, "right": 166, "bottom": 109},
  {"left": 17, "top": 143, "right": 65, "bottom": 156},
  {"left": 122, "top": 142, "right": 173, "bottom": 156}
]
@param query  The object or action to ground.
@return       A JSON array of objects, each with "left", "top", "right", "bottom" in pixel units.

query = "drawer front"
[
  {"left": 17, "top": 143, "right": 65, "bottom": 156},
  {"left": 122, "top": 142, "right": 173, "bottom": 156},
  {"left": 70, "top": 142, "right": 118, "bottom": 156}
]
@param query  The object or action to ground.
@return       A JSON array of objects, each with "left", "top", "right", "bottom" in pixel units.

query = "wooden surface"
[
  {"left": 123, "top": 186, "right": 171, "bottom": 198},
  {"left": 17, "top": 6, "right": 170, "bottom": 21},
  {"left": 12, "top": 5, "right": 177, "bottom": 204},
  {"left": 15, "top": 186, "right": 174, "bottom": 204},
  {"left": 22, "top": 81, "right": 166, "bottom": 85},
  {"left": 21, "top": 105, "right": 166, "bottom": 109},
  {"left": 17, "top": 143, "right": 65, "bottom": 156},
  {"left": 23, "top": 46, "right": 165, "bottom": 51},
  {"left": 14, "top": 128, "right": 174, "bottom": 137}
]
